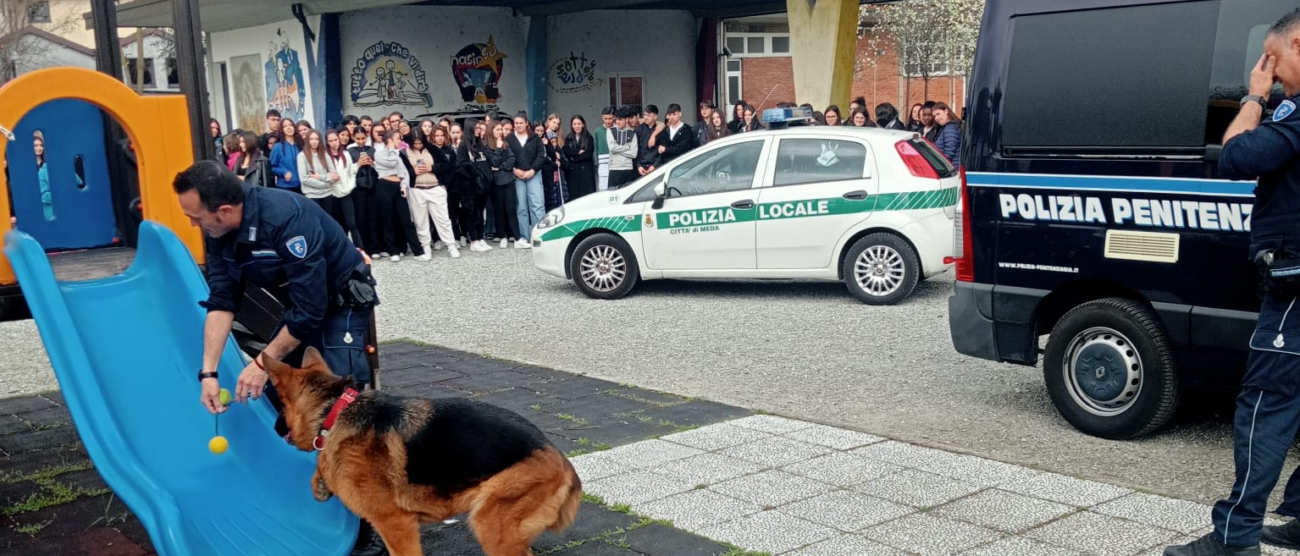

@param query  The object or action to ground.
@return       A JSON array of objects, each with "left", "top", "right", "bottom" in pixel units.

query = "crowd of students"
[{"left": 207, "top": 96, "right": 962, "bottom": 263}]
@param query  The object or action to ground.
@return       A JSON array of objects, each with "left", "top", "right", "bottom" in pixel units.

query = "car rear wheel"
[
  {"left": 1042, "top": 298, "right": 1180, "bottom": 440},
  {"left": 842, "top": 233, "right": 920, "bottom": 305},
  {"left": 569, "top": 233, "right": 639, "bottom": 300}
]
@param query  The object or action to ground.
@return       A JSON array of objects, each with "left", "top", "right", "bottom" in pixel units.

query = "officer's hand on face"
[
  {"left": 235, "top": 356, "right": 269, "bottom": 404},
  {"left": 200, "top": 377, "right": 226, "bottom": 414},
  {"left": 1252, "top": 53, "right": 1278, "bottom": 99}
]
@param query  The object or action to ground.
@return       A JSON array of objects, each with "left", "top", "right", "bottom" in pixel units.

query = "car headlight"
[{"left": 536, "top": 207, "right": 566, "bottom": 230}]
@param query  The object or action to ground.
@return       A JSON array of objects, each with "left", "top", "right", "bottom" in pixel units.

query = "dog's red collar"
[{"left": 313, "top": 388, "right": 359, "bottom": 451}]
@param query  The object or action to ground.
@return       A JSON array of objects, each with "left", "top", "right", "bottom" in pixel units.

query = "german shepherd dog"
[{"left": 264, "top": 348, "right": 582, "bottom": 556}]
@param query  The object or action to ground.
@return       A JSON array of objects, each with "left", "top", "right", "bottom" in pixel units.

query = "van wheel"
[
  {"left": 843, "top": 233, "right": 919, "bottom": 305},
  {"left": 1043, "top": 298, "right": 1179, "bottom": 440},
  {"left": 569, "top": 233, "right": 639, "bottom": 300}
]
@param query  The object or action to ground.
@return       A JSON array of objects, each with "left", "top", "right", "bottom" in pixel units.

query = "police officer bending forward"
[
  {"left": 1168, "top": 10, "right": 1300, "bottom": 556},
  {"left": 176, "top": 160, "right": 389, "bottom": 556}
]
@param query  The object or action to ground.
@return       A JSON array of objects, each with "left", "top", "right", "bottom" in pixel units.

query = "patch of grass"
[
  {"left": 635, "top": 415, "right": 655, "bottom": 424},
  {"left": 2, "top": 477, "right": 108, "bottom": 517},
  {"left": 581, "top": 492, "right": 606, "bottom": 505},
  {"left": 720, "top": 547, "right": 772, "bottom": 556},
  {"left": 605, "top": 536, "right": 633, "bottom": 549},
  {"left": 658, "top": 419, "right": 698, "bottom": 432},
  {"left": 576, "top": 437, "right": 592, "bottom": 446},
  {"left": 529, "top": 404, "right": 543, "bottom": 411},
  {"left": 555, "top": 413, "right": 588, "bottom": 426},
  {"left": 610, "top": 503, "right": 632, "bottom": 514},
  {"left": 31, "top": 423, "right": 66, "bottom": 431},
  {"left": 0, "top": 460, "right": 94, "bottom": 484},
  {"left": 694, "top": 484, "right": 708, "bottom": 490},
  {"left": 15, "top": 520, "right": 50, "bottom": 537},
  {"left": 565, "top": 449, "right": 592, "bottom": 458}
]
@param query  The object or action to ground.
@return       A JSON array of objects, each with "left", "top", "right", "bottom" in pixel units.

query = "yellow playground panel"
[{"left": 0, "top": 67, "right": 204, "bottom": 283}]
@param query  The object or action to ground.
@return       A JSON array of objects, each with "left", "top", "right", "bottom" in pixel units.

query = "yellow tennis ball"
[
  {"left": 219, "top": 388, "right": 232, "bottom": 406},
  {"left": 209, "top": 436, "right": 229, "bottom": 455}
]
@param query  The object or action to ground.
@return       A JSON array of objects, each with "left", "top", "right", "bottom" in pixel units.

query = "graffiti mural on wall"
[
  {"left": 230, "top": 54, "right": 267, "bottom": 133},
  {"left": 265, "top": 29, "right": 307, "bottom": 121},
  {"left": 549, "top": 52, "right": 603, "bottom": 94},
  {"left": 351, "top": 41, "right": 432, "bottom": 108},
  {"left": 451, "top": 36, "right": 507, "bottom": 110}
]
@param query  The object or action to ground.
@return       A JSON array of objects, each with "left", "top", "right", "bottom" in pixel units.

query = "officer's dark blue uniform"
[
  {"left": 1209, "top": 92, "right": 1300, "bottom": 548},
  {"left": 200, "top": 183, "right": 378, "bottom": 384}
]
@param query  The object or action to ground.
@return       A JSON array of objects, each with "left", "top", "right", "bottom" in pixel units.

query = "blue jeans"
[{"left": 515, "top": 173, "right": 545, "bottom": 241}]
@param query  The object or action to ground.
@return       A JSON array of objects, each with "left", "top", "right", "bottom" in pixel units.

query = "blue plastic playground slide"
[{"left": 4, "top": 222, "right": 359, "bottom": 556}]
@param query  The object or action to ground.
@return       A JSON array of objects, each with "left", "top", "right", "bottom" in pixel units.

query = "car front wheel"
[
  {"left": 842, "top": 233, "right": 920, "bottom": 305},
  {"left": 569, "top": 233, "right": 640, "bottom": 300}
]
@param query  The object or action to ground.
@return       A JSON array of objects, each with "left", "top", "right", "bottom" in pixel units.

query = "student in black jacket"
[
  {"left": 655, "top": 104, "right": 696, "bottom": 166},
  {"left": 563, "top": 116, "right": 596, "bottom": 200},
  {"left": 506, "top": 112, "right": 547, "bottom": 246}
]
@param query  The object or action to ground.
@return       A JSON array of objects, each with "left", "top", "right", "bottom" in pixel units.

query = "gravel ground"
[{"left": 1, "top": 244, "right": 1293, "bottom": 507}]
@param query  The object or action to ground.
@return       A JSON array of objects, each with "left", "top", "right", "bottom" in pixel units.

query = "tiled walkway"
[{"left": 577, "top": 415, "right": 1300, "bottom": 556}]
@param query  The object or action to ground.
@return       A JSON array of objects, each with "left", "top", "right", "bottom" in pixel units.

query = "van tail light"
[
  {"left": 895, "top": 140, "right": 940, "bottom": 180},
  {"left": 943, "top": 166, "right": 975, "bottom": 282}
]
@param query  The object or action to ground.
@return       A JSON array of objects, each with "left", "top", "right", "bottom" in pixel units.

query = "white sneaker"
[
  {"left": 515, "top": 239, "right": 532, "bottom": 250},
  {"left": 377, "top": 252, "right": 390, "bottom": 259},
  {"left": 459, "top": 237, "right": 469, "bottom": 248},
  {"left": 448, "top": 246, "right": 461, "bottom": 259},
  {"left": 390, "top": 254, "right": 401, "bottom": 262},
  {"left": 500, "top": 239, "right": 509, "bottom": 249},
  {"left": 472, "top": 241, "right": 492, "bottom": 252},
  {"left": 415, "top": 253, "right": 432, "bottom": 261},
  {"left": 433, "top": 241, "right": 444, "bottom": 251}
]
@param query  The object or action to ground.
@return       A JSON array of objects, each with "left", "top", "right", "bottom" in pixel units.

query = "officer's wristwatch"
[{"left": 1241, "top": 94, "right": 1268, "bottom": 109}]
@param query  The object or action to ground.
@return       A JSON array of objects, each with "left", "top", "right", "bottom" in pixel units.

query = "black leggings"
[
  {"left": 312, "top": 196, "right": 361, "bottom": 247},
  {"left": 351, "top": 186, "right": 378, "bottom": 254},
  {"left": 375, "top": 181, "right": 424, "bottom": 256},
  {"left": 459, "top": 185, "right": 487, "bottom": 241},
  {"left": 489, "top": 184, "right": 519, "bottom": 241}
]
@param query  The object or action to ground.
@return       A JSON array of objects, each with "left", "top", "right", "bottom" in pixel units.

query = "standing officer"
[
  {"left": 173, "top": 160, "right": 389, "bottom": 556},
  {"left": 1167, "top": 10, "right": 1300, "bottom": 556}
]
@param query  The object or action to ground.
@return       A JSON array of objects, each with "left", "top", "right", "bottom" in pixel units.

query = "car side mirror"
[{"left": 651, "top": 182, "right": 667, "bottom": 210}]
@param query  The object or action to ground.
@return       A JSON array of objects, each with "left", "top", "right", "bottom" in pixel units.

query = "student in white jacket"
[
  {"left": 324, "top": 129, "right": 362, "bottom": 247},
  {"left": 298, "top": 129, "right": 340, "bottom": 205}
]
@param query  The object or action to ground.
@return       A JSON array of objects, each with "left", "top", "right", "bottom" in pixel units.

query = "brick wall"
[{"left": 736, "top": 30, "right": 966, "bottom": 124}]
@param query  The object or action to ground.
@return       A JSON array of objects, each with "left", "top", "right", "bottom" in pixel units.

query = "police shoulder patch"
[
  {"left": 1274, "top": 100, "right": 1296, "bottom": 122},
  {"left": 286, "top": 236, "right": 308, "bottom": 259}
]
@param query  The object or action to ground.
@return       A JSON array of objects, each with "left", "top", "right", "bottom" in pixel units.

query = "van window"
[
  {"left": 1001, "top": 2, "right": 1218, "bottom": 156},
  {"left": 1206, "top": 1, "right": 1296, "bottom": 145}
]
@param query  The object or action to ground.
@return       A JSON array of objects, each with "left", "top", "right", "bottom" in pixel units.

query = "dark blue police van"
[{"left": 948, "top": 0, "right": 1299, "bottom": 439}]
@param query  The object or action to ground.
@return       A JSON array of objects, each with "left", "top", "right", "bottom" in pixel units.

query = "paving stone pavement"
[
  {"left": 7, "top": 341, "right": 1300, "bottom": 555},
  {"left": 0, "top": 342, "right": 746, "bottom": 556},
  {"left": 579, "top": 414, "right": 1300, "bottom": 556}
]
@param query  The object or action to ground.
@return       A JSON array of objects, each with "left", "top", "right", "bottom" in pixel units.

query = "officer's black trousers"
[
  {"left": 351, "top": 186, "right": 379, "bottom": 255},
  {"left": 1212, "top": 293, "right": 1300, "bottom": 547}
]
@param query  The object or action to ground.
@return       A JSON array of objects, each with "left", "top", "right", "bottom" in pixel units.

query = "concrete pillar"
[
  {"left": 786, "top": 0, "right": 859, "bottom": 110},
  {"left": 525, "top": 16, "right": 548, "bottom": 121}
]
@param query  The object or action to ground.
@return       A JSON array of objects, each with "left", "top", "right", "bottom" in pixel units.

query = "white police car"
[{"left": 531, "top": 110, "right": 959, "bottom": 304}]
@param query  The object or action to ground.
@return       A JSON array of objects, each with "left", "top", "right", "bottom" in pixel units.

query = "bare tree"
[
  {"left": 859, "top": 0, "right": 985, "bottom": 107},
  {"left": 0, "top": 0, "right": 85, "bottom": 85}
]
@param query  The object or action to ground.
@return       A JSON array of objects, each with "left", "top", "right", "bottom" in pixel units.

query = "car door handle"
[
  {"left": 731, "top": 200, "right": 755, "bottom": 210},
  {"left": 843, "top": 190, "right": 869, "bottom": 200}
]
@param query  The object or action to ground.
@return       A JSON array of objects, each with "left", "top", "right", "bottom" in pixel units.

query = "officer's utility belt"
[
  {"left": 1256, "top": 248, "right": 1300, "bottom": 298},
  {"left": 334, "top": 261, "right": 379, "bottom": 309}
]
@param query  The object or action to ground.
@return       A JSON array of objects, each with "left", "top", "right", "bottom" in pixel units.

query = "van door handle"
[
  {"left": 731, "top": 200, "right": 755, "bottom": 210},
  {"left": 843, "top": 190, "right": 869, "bottom": 200}
]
